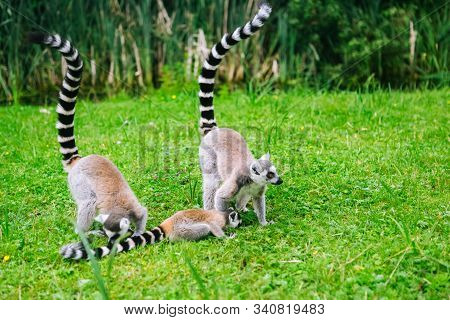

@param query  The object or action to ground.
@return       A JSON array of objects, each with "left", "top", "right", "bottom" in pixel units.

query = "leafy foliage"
[{"left": 0, "top": 0, "right": 448, "bottom": 104}]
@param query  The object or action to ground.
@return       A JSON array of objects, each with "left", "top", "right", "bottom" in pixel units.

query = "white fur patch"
[
  {"left": 120, "top": 218, "right": 130, "bottom": 229},
  {"left": 200, "top": 106, "right": 214, "bottom": 112},
  {"left": 56, "top": 103, "right": 75, "bottom": 115},
  {"left": 202, "top": 60, "right": 219, "bottom": 71},
  {"left": 258, "top": 4, "right": 272, "bottom": 19},
  {"left": 198, "top": 76, "right": 215, "bottom": 84},
  {"left": 126, "top": 238, "right": 135, "bottom": 250},
  {"left": 251, "top": 17, "right": 263, "bottom": 28},
  {"left": 58, "top": 40, "right": 71, "bottom": 54},
  {"left": 60, "top": 146, "right": 78, "bottom": 155},
  {"left": 67, "top": 62, "right": 83, "bottom": 71},
  {"left": 220, "top": 34, "right": 231, "bottom": 49},
  {"left": 139, "top": 235, "right": 147, "bottom": 246},
  {"left": 66, "top": 49, "right": 79, "bottom": 62},
  {"left": 57, "top": 135, "right": 75, "bottom": 143},
  {"left": 73, "top": 249, "right": 83, "bottom": 260},
  {"left": 50, "top": 34, "right": 61, "bottom": 48},
  {"left": 154, "top": 227, "right": 163, "bottom": 237},
  {"left": 231, "top": 28, "right": 242, "bottom": 41},
  {"left": 56, "top": 121, "right": 74, "bottom": 129},
  {"left": 66, "top": 72, "right": 80, "bottom": 82},
  {"left": 243, "top": 22, "right": 253, "bottom": 36},
  {"left": 200, "top": 118, "right": 216, "bottom": 124},
  {"left": 62, "top": 80, "right": 79, "bottom": 91},
  {"left": 198, "top": 91, "right": 213, "bottom": 98},
  {"left": 211, "top": 46, "right": 224, "bottom": 60},
  {"left": 101, "top": 247, "right": 110, "bottom": 257},
  {"left": 59, "top": 92, "right": 77, "bottom": 103},
  {"left": 149, "top": 232, "right": 155, "bottom": 244}
]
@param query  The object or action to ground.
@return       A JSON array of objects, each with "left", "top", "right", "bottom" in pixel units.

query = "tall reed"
[{"left": 0, "top": 0, "right": 448, "bottom": 105}]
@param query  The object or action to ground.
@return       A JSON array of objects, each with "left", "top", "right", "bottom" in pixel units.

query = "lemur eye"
[
  {"left": 267, "top": 172, "right": 275, "bottom": 179},
  {"left": 252, "top": 166, "right": 260, "bottom": 175}
]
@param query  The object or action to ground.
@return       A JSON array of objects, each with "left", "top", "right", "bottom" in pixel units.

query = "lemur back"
[
  {"left": 198, "top": 3, "right": 282, "bottom": 225},
  {"left": 29, "top": 33, "right": 148, "bottom": 257},
  {"left": 62, "top": 209, "right": 242, "bottom": 260}
]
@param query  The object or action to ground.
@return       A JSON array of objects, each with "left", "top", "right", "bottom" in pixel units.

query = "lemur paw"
[
  {"left": 131, "top": 231, "right": 142, "bottom": 238},
  {"left": 228, "top": 233, "right": 237, "bottom": 239},
  {"left": 241, "top": 207, "right": 249, "bottom": 212},
  {"left": 260, "top": 220, "right": 274, "bottom": 226}
]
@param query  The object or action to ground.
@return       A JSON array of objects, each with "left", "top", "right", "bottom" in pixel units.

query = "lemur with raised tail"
[
  {"left": 198, "top": 3, "right": 282, "bottom": 226},
  {"left": 28, "top": 33, "right": 148, "bottom": 255},
  {"left": 62, "top": 209, "right": 242, "bottom": 260}
]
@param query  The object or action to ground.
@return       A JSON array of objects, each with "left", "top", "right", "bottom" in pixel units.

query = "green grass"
[{"left": 0, "top": 88, "right": 448, "bottom": 299}]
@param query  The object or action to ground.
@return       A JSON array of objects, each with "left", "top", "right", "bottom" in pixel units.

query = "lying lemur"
[
  {"left": 28, "top": 33, "right": 148, "bottom": 256},
  {"left": 62, "top": 208, "right": 242, "bottom": 260},
  {"left": 198, "top": 3, "right": 282, "bottom": 225}
]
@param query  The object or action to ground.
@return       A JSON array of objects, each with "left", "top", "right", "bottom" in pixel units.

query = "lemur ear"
[
  {"left": 251, "top": 161, "right": 262, "bottom": 175},
  {"left": 260, "top": 153, "right": 271, "bottom": 161}
]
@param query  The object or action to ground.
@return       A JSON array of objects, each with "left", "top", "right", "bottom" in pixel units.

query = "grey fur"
[
  {"left": 199, "top": 128, "right": 282, "bottom": 225},
  {"left": 68, "top": 155, "right": 148, "bottom": 240}
]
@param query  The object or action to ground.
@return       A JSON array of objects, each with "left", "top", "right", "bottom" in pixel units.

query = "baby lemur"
[
  {"left": 62, "top": 208, "right": 242, "bottom": 260},
  {"left": 29, "top": 33, "right": 148, "bottom": 255},
  {"left": 198, "top": 3, "right": 282, "bottom": 225}
]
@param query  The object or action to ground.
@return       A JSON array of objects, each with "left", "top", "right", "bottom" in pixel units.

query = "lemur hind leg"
[
  {"left": 208, "top": 223, "right": 226, "bottom": 238},
  {"left": 69, "top": 171, "right": 97, "bottom": 234},
  {"left": 200, "top": 145, "right": 220, "bottom": 210},
  {"left": 75, "top": 197, "right": 97, "bottom": 234},
  {"left": 202, "top": 174, "right": 220, "bottom": 210},
  {"left": 170, "top": 223, "right": 211, "bottom": 241}
]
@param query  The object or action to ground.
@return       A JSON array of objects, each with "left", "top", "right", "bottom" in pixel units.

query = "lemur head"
[
  {"left": 249, "top": 153, "right": 283, "bottom": 186},
  {"left": 228, "top": 209, "right": 242, "bottom": 228}
]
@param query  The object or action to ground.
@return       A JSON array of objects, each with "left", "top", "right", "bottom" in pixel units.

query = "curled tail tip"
[
  {"left": 258, "top": 2, "right": 272, "bottom": 15},
  {"left": 27, "top": 32, "right": 52, "bottom": 44}
]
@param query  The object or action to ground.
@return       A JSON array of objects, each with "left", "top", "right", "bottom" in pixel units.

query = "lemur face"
[
  {"left": 250, "top": 153, "right": 283, "bottom": 186},
  {"left": 228, "top": 210, "right": 242, "bottom": 228}
]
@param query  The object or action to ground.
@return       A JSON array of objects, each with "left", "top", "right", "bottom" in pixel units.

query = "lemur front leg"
[
  {"left": 208, "top": 223, "right": 226, "bottom": 238},
  {"left": 132, "top": 208, "right": 148, "bottom": 237},
  {"left": 252, "top": 194, "right": 271, "bottom": 226},
  {"left": 209, "top": 223, "right": 235, "bottom": 239},
  {"left": 214, "top": 179, "right": 238, "bottom": 213},
  {"left": 236, "top": 193, "right": 250, "bottom": 212}
]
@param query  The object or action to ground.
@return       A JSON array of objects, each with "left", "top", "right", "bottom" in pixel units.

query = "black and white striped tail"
[
  {"left": 60, "top": 226, "right": 165, "bottom": 261},
  {"left": 198, "top": 3, "right": 272, "bottom": 136},
  {"left": 28, "top": 33, "right": 83, "bottom": 167}
]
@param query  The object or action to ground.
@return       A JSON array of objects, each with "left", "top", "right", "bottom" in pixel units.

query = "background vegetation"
[{"left": 0, "top": 0, "right": 449, "bottom": 104}]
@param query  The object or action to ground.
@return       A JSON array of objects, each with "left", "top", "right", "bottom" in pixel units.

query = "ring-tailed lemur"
[
  {"left": 28, "top": 33, "right": 148, "bottom": 255},
  {"left": 198, "top": 3, "right": 282, "bottom": 226},
  {"left": 62, "top": 209, "right": 242, "bottom": 260}
]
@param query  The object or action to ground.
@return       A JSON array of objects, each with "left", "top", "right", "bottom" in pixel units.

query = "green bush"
[{"left": 0, "top": 0, "right": 448, "bottom": 104}]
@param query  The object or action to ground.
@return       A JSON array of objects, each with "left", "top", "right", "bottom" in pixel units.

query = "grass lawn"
[{"left": 0, "top": 88, "right": 448, "bottom": 299}]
